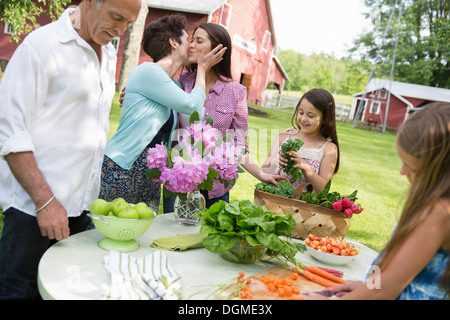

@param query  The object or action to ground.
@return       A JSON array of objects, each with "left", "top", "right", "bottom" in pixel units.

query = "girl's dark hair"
[
  {"left": 141, "top": 14, "right": 187, "bottom": 62},
  {"left": 291, "top": 88, "right": 340, "bottom": 173},
  {"left": 186, "top": 23, "right": 232, "bottom": 80}
]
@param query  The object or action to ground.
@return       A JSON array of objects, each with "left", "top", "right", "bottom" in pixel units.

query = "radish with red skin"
[
  {"left": 350, "top": 203, "right": 360, "bottom": 213},
  {"left": 332, "top": 200, "right": 343, "bottom": 212},
  {"left": 343, "top": 208, "right": 353, "bottom": 218},
  {"left": 341, "top": 197, "right": 351, "bottom": 208}
]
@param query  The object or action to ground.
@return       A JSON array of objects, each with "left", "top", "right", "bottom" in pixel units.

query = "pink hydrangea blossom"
[
  {"left": 154, "top": 147, "right": 210, "bottom": 194},
  {"left": 208, "top": 142, "right": 244, "bottom": 182},
  {"left": 146, "top": 142, "right": 167, "bottom": 169},
  {"left": 187, "top": 122, "right": 218, "bottom": 152},
  {"left": 146, "top": 118, "right": 244, "bottom": 195}
]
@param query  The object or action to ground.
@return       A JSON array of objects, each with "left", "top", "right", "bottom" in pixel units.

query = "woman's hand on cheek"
[{"left": 198, "top": 44, "right": 226, "bottom": 71}]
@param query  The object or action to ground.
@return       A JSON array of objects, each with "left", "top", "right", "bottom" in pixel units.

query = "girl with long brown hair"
[
  {"left": 262, "top": 88, "right": 340, "bottom": 192},
  {"left": 309, "top": 102, "right": 450, "bottom": 300}
]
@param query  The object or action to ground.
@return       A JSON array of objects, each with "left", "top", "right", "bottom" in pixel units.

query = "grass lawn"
[{"left": 107, "top": 93, "right": 408, "bottom": 253}]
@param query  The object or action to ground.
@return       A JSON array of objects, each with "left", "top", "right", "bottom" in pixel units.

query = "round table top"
[{"left": 38, "top": 213, "right": 378, "bottom": 300}]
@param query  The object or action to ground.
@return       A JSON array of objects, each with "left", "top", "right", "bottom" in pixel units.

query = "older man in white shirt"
[{"left": 0, "top": 0, "right": 142, "bottom": 299}]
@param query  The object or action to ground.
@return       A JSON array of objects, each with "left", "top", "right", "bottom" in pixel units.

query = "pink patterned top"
[
  {"left": 278, "top": 127, "right": 331, "bottom": 189},
  {"left": 178, "top": 71, "right": 249, "bottom": 199}
]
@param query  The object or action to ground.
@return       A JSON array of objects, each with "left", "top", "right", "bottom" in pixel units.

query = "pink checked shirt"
[{"left": 178, "top": 71, "right": 249, "bottom": 199}]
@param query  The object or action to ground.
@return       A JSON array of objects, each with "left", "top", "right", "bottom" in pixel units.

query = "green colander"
[{"left": 88, "top": 212, "right": 155, "bottom": 252}]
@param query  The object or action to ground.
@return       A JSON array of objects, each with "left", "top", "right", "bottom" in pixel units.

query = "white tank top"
[{"left": 278, "top": 127, "right": 331, "bottom": 189}]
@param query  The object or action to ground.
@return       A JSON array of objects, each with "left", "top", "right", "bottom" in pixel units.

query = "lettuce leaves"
[{"left": 199, "top": 200, "right": 299, "bottom": 259}]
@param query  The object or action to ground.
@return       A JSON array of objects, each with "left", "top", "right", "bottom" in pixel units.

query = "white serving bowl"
[{"left": 306, "top": 245, "right": 358, "bottom": 266}]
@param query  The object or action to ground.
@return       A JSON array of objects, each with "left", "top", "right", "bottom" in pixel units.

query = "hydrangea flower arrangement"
[{"left": 146, "top": 112, "right": 245, "bottom": 200}]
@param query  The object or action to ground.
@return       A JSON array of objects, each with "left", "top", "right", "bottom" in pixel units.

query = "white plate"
[{"left": 306, "top": 245, "right": 357, "bottom": 266}]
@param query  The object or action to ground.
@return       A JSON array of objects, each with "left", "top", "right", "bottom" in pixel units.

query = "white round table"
[{"left": 38, "top": 213, "right": 378, "bottom": 300}]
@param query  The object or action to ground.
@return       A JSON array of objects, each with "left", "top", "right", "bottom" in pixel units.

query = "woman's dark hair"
[
  {"left": 186, "top": 23, "right": 232, "bottom": 80},
  {"left": 291, "top": 88, "right": 340, "bottom": 173},
  {"left": 141, "top": 14, "right": 187, "bottom": 62}
]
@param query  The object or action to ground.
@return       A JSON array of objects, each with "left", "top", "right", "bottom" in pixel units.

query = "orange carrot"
[
  {"left": 292, "top": 287, "right": 300, "bottom": 294},
  {"left": 301, "top": 269, "right": 339, "bottom": 287},
  {"left": 287, "top": 296, "right": 304, "bottom": 300},
  {"left": 284, "top": 279, "right": 293, "bottom": 286},
  {"left": 306, "top": 265, "right": 345, "bottom": 284},
  {"left": 238, "top": 270, "right": 245, "bottom": 277},
  {"left": 285, "top": 287, "right": 293, "bottom": 297},
  {"left": 240, "top": 284, "right": 252, "bottom": 299},
  {"left": 291, "top": 272, "right": 299, "bottom": 280}
]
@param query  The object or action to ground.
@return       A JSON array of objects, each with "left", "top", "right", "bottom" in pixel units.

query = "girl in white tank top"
[
  {"left": 277, "top": 127, "right": 332, "bottom": 189},
  {"left": 262, "top": 88, "right": 340, "bottom": 192}
]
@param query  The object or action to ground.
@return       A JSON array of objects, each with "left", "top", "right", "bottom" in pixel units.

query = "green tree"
[
  {"left": 351, "top": 0, "right": 449, "bottom": 88},
  {"left": 277, "top": 50, "right": 305, "bottom": 91},
  {"left": 276, "top": 50, "right": 370, "bottom": 96},
  {"left": 0, "top": 0, "right": 71, "bottom": 43}
]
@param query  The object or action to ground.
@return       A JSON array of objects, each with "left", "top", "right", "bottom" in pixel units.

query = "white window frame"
[
  {"left": 219, "top": 3, "right": 232, "bottom": 29},
  {"left": 261, "top": 30, "right": 271, "bottom": 52},
  {"left": 379, "top": 89, "right": 387, "bottom": 99},
  {"left": 110, "top": 37, "right": 120, "bottom": 53},
  {"left": 4, "top": 23, "right": 15, "bottom": 35},
  {"left": 369, "top": 101, "right": 381, "bottom": 114}
]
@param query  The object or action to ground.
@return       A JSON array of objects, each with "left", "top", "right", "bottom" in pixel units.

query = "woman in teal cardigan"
[{"left": 99, "top": 14, "right": 225, "bottom": 212}]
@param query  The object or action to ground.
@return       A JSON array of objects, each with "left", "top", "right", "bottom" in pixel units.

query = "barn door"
[
  {"left": 240, "top": 73, "right": 252, "bottom": 97},
  {"left": 353, "top": 99, "right": 366, "bottom": 121}
]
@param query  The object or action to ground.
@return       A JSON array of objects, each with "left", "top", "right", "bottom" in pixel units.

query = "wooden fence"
[{"left": 262, "top": 93, "right": 351, "bottom": 121}]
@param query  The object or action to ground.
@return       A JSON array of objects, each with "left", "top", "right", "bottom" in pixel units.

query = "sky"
[{"left": 270, "top": 0, "right": 372, "bottom": 59}]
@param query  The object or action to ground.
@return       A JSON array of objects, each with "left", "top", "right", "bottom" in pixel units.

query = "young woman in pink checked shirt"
[{"left": 165, "top": 23, "right": 286, "bottom": 210}]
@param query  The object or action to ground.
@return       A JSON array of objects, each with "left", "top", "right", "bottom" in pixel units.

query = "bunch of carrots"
[
  {"left": 294, "top": 265, "right": 344, "bottom": 287},
  {"left": 237, "top": 264, "right": 345, "bottom": 300}
]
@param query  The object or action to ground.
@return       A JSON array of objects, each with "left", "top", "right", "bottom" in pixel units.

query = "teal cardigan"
[{"left": 105, "top": 62, "right": 205, "bottom": 170}]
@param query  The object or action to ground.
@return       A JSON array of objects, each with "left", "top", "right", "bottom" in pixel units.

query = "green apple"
[
  {"left": 134, "top": 202, "right": 148, "bottom": 210},
  {"left": 136, "top": 206, "right": 155, "bottom": 219},
  {"left": 89, "top": 199, "right": 111, "bottom": 216},
  {"left": 118, "top": 208, "right": 139, "bottom": 219},
  {"left": 111, "top": 197, "right": 127, "bottom": 204},
  {"left": 112, "top": 201, "right": 131, "bottom": 216}
]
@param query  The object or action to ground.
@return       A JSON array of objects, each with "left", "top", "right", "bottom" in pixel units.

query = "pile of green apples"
[{"left": 89, "top": 198, "right": 156, "bottom": 220}]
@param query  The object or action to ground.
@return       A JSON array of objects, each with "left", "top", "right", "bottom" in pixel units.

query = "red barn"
[
  {"left": 350, "top": 78, "right": 450, "bottom": 130},
  {"left": 0, "top": 0, "right": 289, "bottom": 105}
]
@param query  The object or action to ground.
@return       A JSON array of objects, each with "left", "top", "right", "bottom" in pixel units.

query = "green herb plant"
[
  {"left": 300, "top": 180, "right": 358, "bottom": 209},
  {"left": 255, "top": 179, "right": 359, "bottom": 211},
  {"left": 280, "top": 138, "right": 304, "bottom": 181},
  {"left": 255, "top": 180, "right": 296, "bottom": 198}
]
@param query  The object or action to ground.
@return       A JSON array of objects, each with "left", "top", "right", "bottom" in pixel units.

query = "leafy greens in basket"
[
  {"left": 199, "top": 200, "right": 304, "bottom": 260},
  {"left": 255, "top": 180, "right": 359, "bottom": 210}
]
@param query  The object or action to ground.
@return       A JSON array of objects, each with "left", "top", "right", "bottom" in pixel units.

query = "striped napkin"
[{"left": 100, "top": 250, "right": 182, "bottom": 300}]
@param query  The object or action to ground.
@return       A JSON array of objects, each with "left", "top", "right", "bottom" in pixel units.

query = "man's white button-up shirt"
[{"left": 0, "top": 8, "right": 117, "bottom": 217}]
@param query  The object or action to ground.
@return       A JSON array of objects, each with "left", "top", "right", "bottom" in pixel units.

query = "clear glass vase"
[{"left": 173, "top": 189, "right": 206, "bottom": 226}]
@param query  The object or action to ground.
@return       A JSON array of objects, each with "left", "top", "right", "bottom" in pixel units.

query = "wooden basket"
[{"left": 253, "top": 183, "right": 351, "bottom": 240}]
